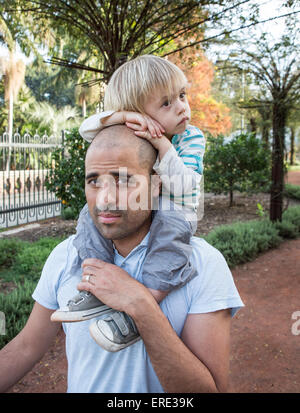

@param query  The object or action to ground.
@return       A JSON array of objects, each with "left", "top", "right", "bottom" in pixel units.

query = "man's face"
[{"left": 85, "top": 142, "right": 156, "bottom": 241}]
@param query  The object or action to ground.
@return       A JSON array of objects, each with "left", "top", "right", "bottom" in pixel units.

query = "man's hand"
[{"left": 77, "top": 258, "right": 152, "bottom": 316}]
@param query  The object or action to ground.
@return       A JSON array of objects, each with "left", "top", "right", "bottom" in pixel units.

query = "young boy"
[{"left": 51, "top": 55, "right": 205, "bottom": 352}]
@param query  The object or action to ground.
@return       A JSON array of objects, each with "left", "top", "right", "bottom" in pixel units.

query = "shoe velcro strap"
[{"left": 110, "top": 312, "right": 130, "bottom": 336}]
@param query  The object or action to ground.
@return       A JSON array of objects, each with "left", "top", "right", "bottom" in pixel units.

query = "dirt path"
[
  {"left": 286, "top": 170, "right": 300, "bottom": 186},
  {"left": 7, "top": 238, "right": 300, "bottom": 393},
  {"left": 229, "top": 238, "right": 300, "bottom": 392}
]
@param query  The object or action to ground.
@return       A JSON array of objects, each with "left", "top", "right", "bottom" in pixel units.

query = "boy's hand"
[{"left": 123, "top": 112, "right": 165, "bottom": 138}]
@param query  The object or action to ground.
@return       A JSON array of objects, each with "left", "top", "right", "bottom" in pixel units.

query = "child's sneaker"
[
  {"left": 51, "top": 291, "right": 112, "bottom": 322},
  {"left": 89, "top": 311, "right": 141, "bottom": 352}
]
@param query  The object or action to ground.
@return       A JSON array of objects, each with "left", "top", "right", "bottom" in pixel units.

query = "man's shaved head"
[
  {"left": 87, "top": 124, "right": 157, "bottom": 173},
  {"left": 85, "top": 124, "right": 160, "bottom": 244}
]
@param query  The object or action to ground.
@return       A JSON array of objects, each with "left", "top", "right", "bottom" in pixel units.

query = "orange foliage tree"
[{"left": 169, "top": 50, "right": 231, "bottom": 136}]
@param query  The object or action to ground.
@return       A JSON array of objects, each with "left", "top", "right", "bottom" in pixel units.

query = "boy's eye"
[
  {"left": 162, "top": 100, "right": 170, "bottom": 107},
  {"left": 179, "top": 92, "right": 186, "bottom": 99}
]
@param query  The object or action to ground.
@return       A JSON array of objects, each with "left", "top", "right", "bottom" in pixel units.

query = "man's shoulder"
[
  {"left": 189, "top": 236, "right": 231, "bottom": 284},
  {"left": 50, "top": 234, "right": 76, "bottom": 255},
  {"left": 43, "top": 234, "right": 76, "bottom": 271},
  {"left": 190, "top": 236, "right": 223, "bottom": 261}
]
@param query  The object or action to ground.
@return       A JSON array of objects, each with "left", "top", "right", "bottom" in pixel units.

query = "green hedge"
[
  {"left": 204, "top": 219, "right": 281, "bottom": 268},
  {"left": 203, "top": 206, "right": 300, "bottom": 268},
  {"left": 0, "top": 237, "right": 64, "bottom": 348},
  {"left": 284, "top": 184, "right": 300, "bottom": 201}
]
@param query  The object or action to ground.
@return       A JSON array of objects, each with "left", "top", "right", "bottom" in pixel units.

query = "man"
[{"left": 0, "top": 125, "right": 243, "bottom": 393}]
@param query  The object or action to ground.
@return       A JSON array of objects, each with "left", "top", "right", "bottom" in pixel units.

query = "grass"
[
  {"left": 287, "top": 163, "right": 300, "bottom": 172},
  {"left": 0, "top": 236, "right": 65, "bottom": 348},
  {"left": 284, "top": 183, "right": 300, "bottom": 201},
  {"left": 203, "top": 205, "right": 300, "bottom": 268}
]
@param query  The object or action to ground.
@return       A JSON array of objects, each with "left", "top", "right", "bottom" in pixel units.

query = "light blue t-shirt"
[{"left": 32, "top": 233, "right": 244, "bottom": 393}]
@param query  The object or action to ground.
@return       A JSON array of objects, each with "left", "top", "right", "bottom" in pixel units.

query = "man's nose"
[{"left": 96, "top": 181, "right": 117, "bottom": 209}]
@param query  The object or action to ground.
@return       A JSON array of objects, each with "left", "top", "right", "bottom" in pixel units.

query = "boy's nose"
[{"left": 176, "top": 99, "right": 186, "bottom": 114}]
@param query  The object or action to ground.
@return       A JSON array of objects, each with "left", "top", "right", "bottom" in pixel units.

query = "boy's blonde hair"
[{"left": 104, "top": 55, "right": 187, "bottom": 113}]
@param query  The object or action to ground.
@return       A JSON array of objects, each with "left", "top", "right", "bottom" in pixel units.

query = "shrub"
[
  {"left": 45, "top": 128, "right": 89, "bottom": 219},
  {"left": 12, "top": 237, "right": 64, "bottom": 281},
  {"left": 284, "top": 184, "right": 300, "bottom": 201},
  {"left": 204, "top": 219, "right": 282, "bottom": 268},
  {"left": 0, "top": 236, "right": 64, "bottom": 348},
  {"left": 0, "top": 279, "right": 35, "bottom": 348},
  {"left": 275, "top": 206, "right": 300, "bottom": 238},
  {"left": 0, "top": 238, "right": 25, "bottom": 268},
  {"left": 282, "top": 206, "right": 300, "bottom": 230},
  {"left": 204, "top": 133, "right": 271, "bottom": 206}
]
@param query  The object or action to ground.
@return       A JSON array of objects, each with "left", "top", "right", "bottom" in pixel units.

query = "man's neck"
[{"left": 112, "top": 217, "right": 151, "bottom": 257}]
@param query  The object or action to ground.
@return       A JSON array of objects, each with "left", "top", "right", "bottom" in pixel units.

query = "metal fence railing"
[{"left": 0, "top": 130, "right": 62, "bottom": 229}]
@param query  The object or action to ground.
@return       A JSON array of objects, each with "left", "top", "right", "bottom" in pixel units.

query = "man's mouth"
[{"left": 98, "top": 212, "right": 122, "bottom": 224}]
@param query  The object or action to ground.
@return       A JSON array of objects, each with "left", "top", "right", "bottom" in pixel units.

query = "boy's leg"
[
  {"left": 142, "top": 207, "right": 197, "bottom": 291},
  {"left": 51, "top": 204, "right": 115, "bottom": 322}
]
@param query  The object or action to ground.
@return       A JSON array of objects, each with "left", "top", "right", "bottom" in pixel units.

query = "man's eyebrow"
[
  {"left": 85, "top": 172, "right": 99, "bottom": 181},
  {"left": 85, "top": 171, "right": 134, "bottom": 181}
]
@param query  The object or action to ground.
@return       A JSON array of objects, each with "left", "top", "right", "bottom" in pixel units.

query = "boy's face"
[{"left": 143, "top": 86, "right": 191, "bottom": 139}]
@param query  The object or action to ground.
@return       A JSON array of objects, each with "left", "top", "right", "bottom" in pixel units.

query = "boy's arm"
[
  {"left": 0, "top": 302, "right": 61, "bottom": 392},
  {"left": 79, "top": 111, "right": 164, "bottom": 142},
  {"left": 79, "top": 111, "right": 118, "bottom": 142},
  {"left": 151, "top": 127, "right": 205, "bottom": 209}
]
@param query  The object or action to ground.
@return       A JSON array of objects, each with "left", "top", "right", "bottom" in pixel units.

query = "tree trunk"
[
  {"left": 5, "top": 90, "right": 14, "bottom": 173},
  {"left": 82, "top": 98, "right": 86, "bottom": 118},
  {"left": 290, "top": 126, "right": 295, "bottom": 165},
  {"left": 269, "top": 103, "right": 286, "bottom": 222},
  {"left": 250, "top": 117, "right": 257, "bottom": 135},
  {"left": 229, "top": 180, "right": 234, "bottom": 207},
  {"left": 229, "top": 189, "right": 234, "bottom": 207}
]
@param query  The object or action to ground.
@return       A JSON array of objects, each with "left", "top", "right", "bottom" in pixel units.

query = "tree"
[
  {"left": 204, "top": 133, "right": 271, "bottom": 206},
  {"left": 287, "top": 107, "right": 300, "bottom": 165},
  {"left": 170, "top": 49, "right": 232, "bottom": 136},
  {"left": 216, "top": 15, "right": 300, "bottom": 221},
  {"left": 6, "top": 0, "right": 288, "bottom": 85},
  {"left": 0, "top": 13, "right": 26, "bottom": 171},
  {"left": 28, "top": 102, "right": 81, "bottom": 136}
]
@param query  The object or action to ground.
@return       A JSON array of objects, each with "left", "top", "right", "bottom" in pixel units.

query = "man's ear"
[{"left": 151, "top": 173, "right": 161, "bottom": 198}]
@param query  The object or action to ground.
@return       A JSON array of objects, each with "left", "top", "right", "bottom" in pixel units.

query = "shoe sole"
[
  {"left": 89, "top": 321, "right": 141, "bottom": 352},
  {"left": 50, "top": 305, "right": 113, "bottom": 322}
]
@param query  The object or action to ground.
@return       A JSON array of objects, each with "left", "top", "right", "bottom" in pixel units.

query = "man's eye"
[{"left": 118, "top": 177, "right": 128, "bottom": 185}]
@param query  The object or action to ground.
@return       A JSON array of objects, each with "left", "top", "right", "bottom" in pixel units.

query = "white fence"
[{"left": 0, "top": 130, "right": 62, "bottom": 228}]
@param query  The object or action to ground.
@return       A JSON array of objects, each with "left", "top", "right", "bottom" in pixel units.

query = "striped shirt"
[{"left": 153, "top": 124, "right": 205, "bottom": 212}]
